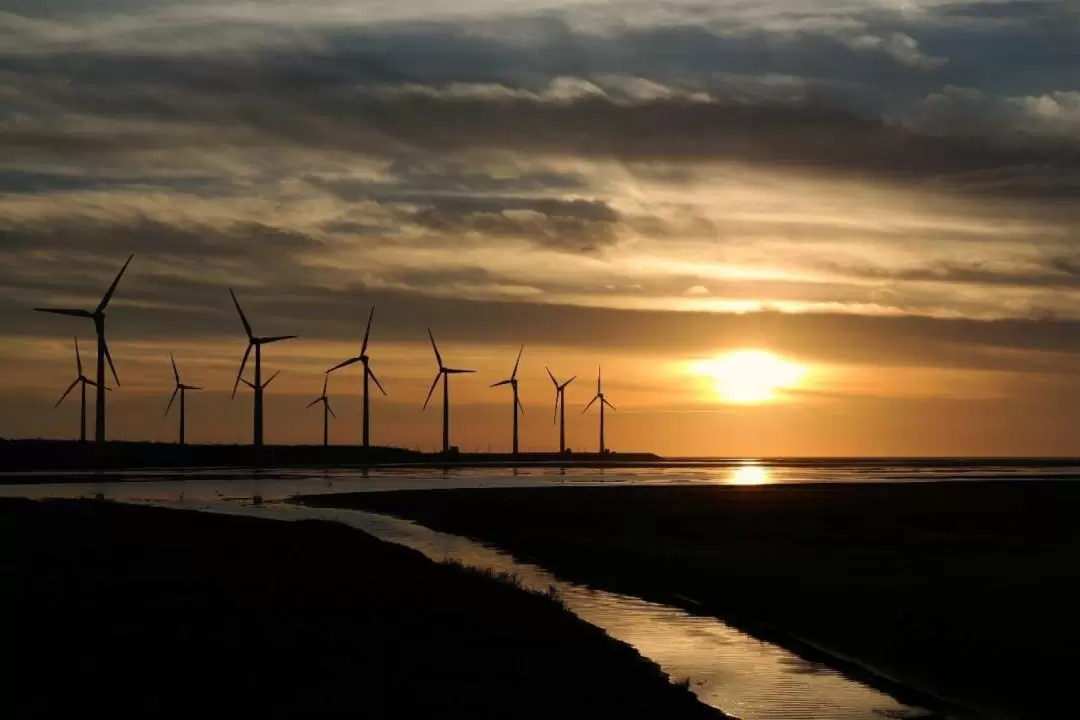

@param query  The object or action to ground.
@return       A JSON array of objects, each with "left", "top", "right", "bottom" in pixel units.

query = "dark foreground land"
[
  {"left": 304, "top": 482, "right": 1080, "bottom": 719},
  {"left": 1, "top": 499, "right": 721, "bottom": 718},
  {"left": 0, "top": 438, "right": 660, "bottom": 474}
]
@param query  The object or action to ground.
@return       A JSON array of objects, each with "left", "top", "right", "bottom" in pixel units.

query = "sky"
[{"left": 2, "top": 0, "right": 1079, "bottom": 455}]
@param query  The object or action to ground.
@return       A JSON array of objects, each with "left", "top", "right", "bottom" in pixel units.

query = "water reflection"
[
  {"left": 178, "top": 501, "right": 939, "bottom": 720},
  {"left": 731, "top": 463, "right": 770, "bottom": 485}
]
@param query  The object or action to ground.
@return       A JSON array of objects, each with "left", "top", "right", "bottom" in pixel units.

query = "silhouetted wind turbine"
[
  {"left": 546, "top": 367, "right": 576, "bottom": 455},
  {"left": 583, "top": 365, "right": 615, "bottom": 454},
  {"left": 307, "top": 375, "right": 336, "bottom": 447},
  {"left": 229, "top": 288, "right": 296, "bottom": 447},
  {"left": 55, "top": 337, "right": 107, "bottom": 443},
  {"left": 35, "top": 254, "right": 133, "bottom": 444},
  {"left": 423, "top": 330, "right": 475, "bottom": 454},
  {"left": 326, "top": 305, "right": 386, "bottom": 448},
  {"left": 165, "top": 353, "right": 201, "bottom": 446},
  {"left": 491, "top": 345, "right": 525, "bottom": 455}
]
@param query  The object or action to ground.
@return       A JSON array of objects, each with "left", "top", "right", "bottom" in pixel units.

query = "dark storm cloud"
[
  {"left": 0, "top": 216, "right": 324, "bottom": 314},
  {"left": 6, "top": 72, "right": 1076, "bottom": 199},
  {"left": 820, "top": 257, "right": 1080, "bottom": 291},
  {"left": 409, "top": 197, "right": 619, "bottom": 250},
  {"left": 2, "top": 3, "right": 1078, "bottom": 199}
]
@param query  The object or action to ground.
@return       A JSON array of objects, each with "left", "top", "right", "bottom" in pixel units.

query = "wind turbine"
[
  {"left": 229, "top": 288, "right": 297, "bottom": 447},
  {"left": 546, "top": 367, "right": 576, "bottom": 455},
  {"left": 165, "top": 353, "right": 201, "bottom": 446},
  {"left": 35, "top": 254, "right": 133, "bottom": 444},
  {"left": 307, "top": 375, "right": 336, "bottom": 447},
  {"left": 583, "top": 365, "right": 615, "bottom": 454},
  {"left": 423, "top": 330, "right": 475, "bottom": 454},
  {"left": 55, "top": 337, "right": 107, "bottom": 443},
  {"left": 326, "top": 306, "right": 386, "bottom": 448},
  {"left": 491, "top": 345, "right": 525, "bottom": 455}
]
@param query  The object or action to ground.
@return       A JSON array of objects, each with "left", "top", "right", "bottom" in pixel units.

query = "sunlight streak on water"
[{"left": 128, "top": 498, "right": 944, "bottom": 720}]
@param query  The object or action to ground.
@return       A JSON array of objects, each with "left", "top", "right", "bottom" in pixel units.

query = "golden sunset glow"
[
  {"left": 693, "top": 350, "right": 807, "bottom": 404},
  {"left": 730, "top": 463, "right": 769, "bottom": 485}
]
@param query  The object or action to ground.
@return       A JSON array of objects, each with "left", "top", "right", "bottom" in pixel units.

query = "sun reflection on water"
[{"left": 731, "top": 464, "right": 770, "bottom": 485}]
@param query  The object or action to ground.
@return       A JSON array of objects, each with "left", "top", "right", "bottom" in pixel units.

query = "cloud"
[
  {"left": 906, "top": 85, "right": 1080, "bottom": 142},
  {"left": 409, "top": 196, "right": 620, "bottom": 251},
  {"left": 843, "top": 31, "right": 948, "bottom": 69}
]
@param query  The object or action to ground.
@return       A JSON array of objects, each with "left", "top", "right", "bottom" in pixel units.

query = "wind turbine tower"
[
  {"left": 423, "top": 330, "right": 475, "bottom": 454},
  {"left": 229, "top": 288, "right": 296, "bottom": 447},
  {"left": 491, "top": 345, "right": 525, "bottom": 455},
  {"left": 54, "top": 336, "right": 105, "bottom": 443},
  {"left": 307, "top": 375, "right": 337, "bottom": 447},
  {"left": 165, "top": 353, "right": 201, "bottom": 445},
  {"left": 35, "top": 254, "right": 133, "bottom": 444},
  {"left": 327, "top": 306, "right": 386, "bottom": 448},
  {"left": 546, "top": 367, "right": 576, "bottom": 454},
  {"left": 583, "top": 365, "right": 616, "bottom": 454}
]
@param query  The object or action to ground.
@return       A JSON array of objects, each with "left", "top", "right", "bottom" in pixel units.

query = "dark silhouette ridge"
[
  {"left": 34, "top": 254, "right": 133, "bottom": 446},
  {"left": 583, "top": 365, "right": 616, "bottom": 454},
  {"left": 54, "top": 336, "right": 109, "bottom": 443},
  {"left": 423, "top": 329, "right": 476, "bottom": 454},
  {"left": 316, "top": 482, "right": 1080, "bottom": 719},
  {"left": 306, "top": 374, "right": 336, "bottom": 447},
  {"left": 0, "top": 438, "right": 661, "bottom": 475},
  {"left": 546, "top": 366, "right": 577, "bottom": 455},
  {"left": 3, "top": 499, "right": 725, "bottom": 719},
  {"left": 165, "top": 352, "right": 201, "bottom": 445},
  {"left": 326, "top": 305, "right": 386, "bottom": 448},
  {"left": 229, "top": 288, "right": 296, "bottom": 447},
  {"left": 490, "top": 345, "right": 525, "bottom": 456}
]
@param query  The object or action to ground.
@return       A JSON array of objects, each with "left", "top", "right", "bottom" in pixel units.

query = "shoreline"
[
  {"left": 0, "top": 437, "right": 663, "bottom": 475},
  {"left": 3, "top": 498, "right": 724, "bottom": 718},
  {"left": 302, "top": 482, "right": 1080, "bottom": 719}
]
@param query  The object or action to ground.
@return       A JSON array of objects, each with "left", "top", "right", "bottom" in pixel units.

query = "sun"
[{"left": 692, "top": 349, "right": 807, "bottom": 404}]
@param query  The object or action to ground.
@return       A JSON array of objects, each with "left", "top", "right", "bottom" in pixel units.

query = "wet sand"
[
  {"left": 304, "top": 481, "right": 1080, "bottom": 718},
  {"left": 1, "top": 499, "right": 722, "bottom": 718}
]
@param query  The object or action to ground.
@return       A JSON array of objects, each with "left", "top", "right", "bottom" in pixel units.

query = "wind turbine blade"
[
  {"left": 491, "top": 379, "right": 511, "bottom": 388},
  {"left": 517, "top": 396, "right": 525, "bottom": 415},
  {"left": 583, "top": 395, "right": 599, "bottom": 413},
  {"left": 84, "top": 378, "right": 100, "bottom": 388},
  {"left": 562, "top": 376, "right": 577, "bottom": 390},
  {"left": 74, "top": 336, "right": 82, "bottom": 375},
  {"left": 171, "top": 352, "right": 180, "bottom": 385},
  {"left": 511, "top": 345, "right": 523, "bottom": 380},
  {"left": 241, "top": 378, "right": 255, "bottom": 390},
  {"left": 104, "top": 339, "right": 120, "bottom": 386},
  {"left": 326, "top": 356, "right": 361, "bottom": 373},
  {"left": 35, "top": 308, "right": 92, "bottom": 318},
  {"left": 185, "top": 385, "right": 203, "bottom": 391},
  {"left": 229, "top": 288, "right": 253, "bottom": 339},
  {"left": 232, "top": 343, "right": 253, "bottom": 399},
  {"left": 603, "top": 398, "right": 616, "bottom": 410},
  {"left": 361, "top": 305, "right": 375, "bottom": 356},
  {"left": 368, "top": 366, "right": 387, "bottom": 396},
  {"left": 553, "top": 392, "right": 560, "bottom": 424},
  {"left": 307, "top": 397, "right": 321, "bottom": 408},
  {"left": 55, "top": 379, "right": 79, "bottom": 408},
  {"left": 322, "top": 374, "right": 328, "bottom": 397},
  {"left": 422, "top": 373, "right": 441, "bottom": 410},
  {"left": 546, "top": 366, "right": 558, "bottom": 387},
  {"left": 597, "top": 365, "right": 601, "bottom": 394},
  {"left": 263, "top": 371, "right": 281, "bottom": 388},
  {"left": 165, "top": 387, "right": 179, "bottom": 417},
  {"left": 327, "top": 403, "right": 337, "bottom": 419},
  {"left": 260, "top": 335, "right": 297, "bottom": 344},
  {"left": 428, "top": 329, "right": 443, "bottom": 368},
  {"left": 97, "top": 254, "right": 134, "bottom": 313},
  {"left": 446, "top": 368, "right": 475, "bottom": 374}
]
